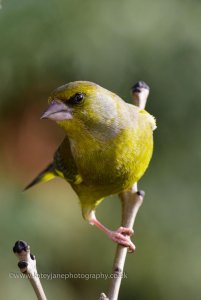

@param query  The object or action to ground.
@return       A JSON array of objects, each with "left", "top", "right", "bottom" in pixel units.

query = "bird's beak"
[{"left": 41, "top": 100, "right": 72, "bottom": 121}]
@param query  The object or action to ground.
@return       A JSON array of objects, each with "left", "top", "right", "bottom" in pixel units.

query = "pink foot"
[
  {"left": 108, "top": 227, "right": 135, "bottom": 252},
  {"left": 89, "top": 213, "right": 135, "bottom": 252}
]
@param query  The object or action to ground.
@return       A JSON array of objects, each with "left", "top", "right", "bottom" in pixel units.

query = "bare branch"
[
  {"left": 107, "top": 187, "right": 144, "bottom": 300},
  {"left": 13, "top": 240, "right": 47, "bottom": 300}
]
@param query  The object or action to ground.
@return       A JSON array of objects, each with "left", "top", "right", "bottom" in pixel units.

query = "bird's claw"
[{"left": 110, "top": 227, "right": 135, "bottom": 252}]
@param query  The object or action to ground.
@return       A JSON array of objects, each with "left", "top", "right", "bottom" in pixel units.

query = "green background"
[{"left": 0, "top": 0, "right": 201, "bottom": 299}]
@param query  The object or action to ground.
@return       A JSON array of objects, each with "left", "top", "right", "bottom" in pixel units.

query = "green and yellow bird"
[{"left": 25, "top": 81, "right": 156, "bottom": 251}]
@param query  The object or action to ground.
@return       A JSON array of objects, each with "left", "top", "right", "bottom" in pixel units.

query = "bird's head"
[{"left": 41, "top": 81, "right": 121, "bottom": 137}]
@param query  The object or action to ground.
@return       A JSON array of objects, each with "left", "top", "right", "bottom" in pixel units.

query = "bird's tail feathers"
[{"left": 24, "top": 163, "right": 56, "bottom": 191}]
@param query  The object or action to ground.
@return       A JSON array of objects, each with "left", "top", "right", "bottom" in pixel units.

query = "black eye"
[{"left": 69, "top": 93, "right": 85, "bottom": 105}]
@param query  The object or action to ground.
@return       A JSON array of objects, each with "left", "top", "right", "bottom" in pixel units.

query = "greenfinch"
[{"left": 25, "top": 81, "right": 156, "bottom": 251}]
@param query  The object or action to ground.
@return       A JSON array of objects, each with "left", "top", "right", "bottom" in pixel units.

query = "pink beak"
[{"left": 41, "top": 100, "right": 72, "bottom": 121}]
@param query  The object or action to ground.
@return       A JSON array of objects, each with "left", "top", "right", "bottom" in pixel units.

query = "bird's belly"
[
  {"left": 71, "top": 125, "right": 153, "bottom": 201},
  {"left": 77, "top": 139, "right": 153, "bottom": 193},
  {"left": 73, "top": 149, "right": 151, "bottom": 208}
]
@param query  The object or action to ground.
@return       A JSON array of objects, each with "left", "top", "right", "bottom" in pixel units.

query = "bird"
[{"left": 25, "top": 81, "right": 156, "bottom": 252}]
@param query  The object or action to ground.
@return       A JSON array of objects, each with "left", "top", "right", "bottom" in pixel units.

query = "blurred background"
[{"left": 0, "top": 0, "right": 201, "bottom": 299}]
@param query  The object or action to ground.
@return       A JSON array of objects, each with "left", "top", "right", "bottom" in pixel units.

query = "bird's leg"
[{"left": 88, "top": 211, "right": 135, "bottom": 252}]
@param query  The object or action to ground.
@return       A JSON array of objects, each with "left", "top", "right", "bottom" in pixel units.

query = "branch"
[
  {"left": 99, "top": 81, "right": 150, "bottom": 300},
  {"left": 13, "top": 240, "right": 47, "bottom": 300},
  {"left": 107, "top": 186, "right": 144, "bottom": 300}
]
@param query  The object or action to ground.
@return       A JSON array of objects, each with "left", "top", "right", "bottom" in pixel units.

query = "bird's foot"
[
  {"left": 88, "top": 212, "right": 135, "bottom": 252},
  {"left": 108, "top": 227, "right": 135, "bottom": 252}
]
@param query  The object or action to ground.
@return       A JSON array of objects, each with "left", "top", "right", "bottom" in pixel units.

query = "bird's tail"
[{"left": 24, "top": 163, "right": 57, "bottom": 191}]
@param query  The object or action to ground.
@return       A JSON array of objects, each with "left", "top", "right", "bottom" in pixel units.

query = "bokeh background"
[{"left": 0, "top": 0, "right": 201, "bottom": 299}]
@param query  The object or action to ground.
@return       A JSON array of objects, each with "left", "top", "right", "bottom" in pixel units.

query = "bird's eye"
[{"left": 69, "top": 93, "right": 85, "bottom": 105}]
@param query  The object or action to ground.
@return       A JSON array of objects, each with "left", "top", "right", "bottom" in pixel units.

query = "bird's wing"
[
  {"left": 54, "top": 137, "right": 83, "bottom": 184},
  {"left": 24, "top": 137, "right": 82, "bottom": 190}
]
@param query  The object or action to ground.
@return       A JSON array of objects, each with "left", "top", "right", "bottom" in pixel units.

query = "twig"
[
  {"left": 99, "top": 293, "right": 109, "bottom": 300},
  {"left": 13, "top": 240, "right": 47, "bottom": 300},
  {"left": 99, "top": 81, "right": 150, "bottom": 300},
  {"left": 107, "top": 186, "right": 144, "bottom": 300}
]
